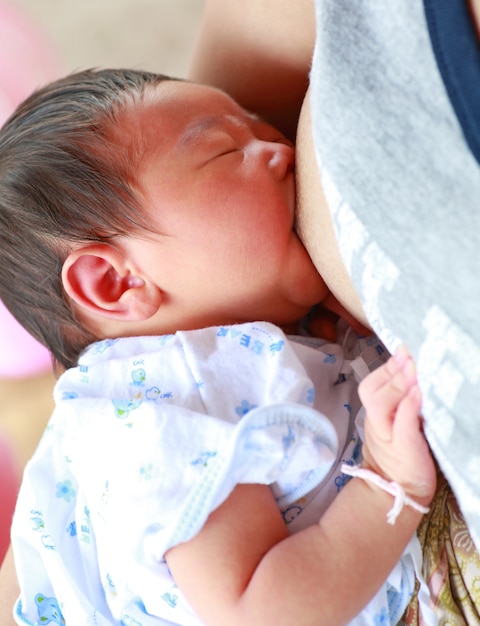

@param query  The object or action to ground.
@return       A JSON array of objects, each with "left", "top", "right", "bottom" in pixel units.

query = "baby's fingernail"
[
  {"left": 408, "top": 385, "right": 423, "bottom": 411},
  {"left": 394, "top": 345, "right": 408, "bottom": 365},
  {"left": 403, "top": 356, "right": 417, "bottom": 383}
]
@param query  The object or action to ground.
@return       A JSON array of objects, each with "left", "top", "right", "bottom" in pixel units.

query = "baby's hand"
[{"left": 359, "top": 347, "right": 436, "bottom": 507}]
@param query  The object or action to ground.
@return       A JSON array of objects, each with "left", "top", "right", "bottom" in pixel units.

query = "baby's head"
[
  {"left": 0, "top": 69, "right": 327, "bottom": 370},
  {"left": 0, "top": 69, "right": 171, "bottom": 368}
]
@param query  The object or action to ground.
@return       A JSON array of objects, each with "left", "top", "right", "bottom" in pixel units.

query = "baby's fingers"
[
  {"left": 359, "top": 347, "right": 409, "bottom": 399},
  {"left": 392, "top": 383, "right": 424, "bottom": 446},
  {"left": 391, "top": 384, "right": 436, "bottom": 500},
  {"left": 360, "top": 347, "right": 417, "bottom": 441}
]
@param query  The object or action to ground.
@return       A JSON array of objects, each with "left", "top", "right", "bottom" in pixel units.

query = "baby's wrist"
[
  {"left": 360, "top": 451, "right": 435, "bottom": 507},
  {"left": 342, "top": 463, "right": 431, "bottom": 525}
]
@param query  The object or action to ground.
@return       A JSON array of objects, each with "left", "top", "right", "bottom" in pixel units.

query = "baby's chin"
[
  {"left": 293, "top": 266, "right": 330, "bottom": 309},
  {"left": 285, "top": 237, "right": 329, "bottom": 300}
]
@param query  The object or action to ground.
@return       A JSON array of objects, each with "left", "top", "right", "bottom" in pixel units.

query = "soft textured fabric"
[
  {"left": 310, "top": 0, "right": 480, "bottom": 552},
  {"left": 11, "top": 323, "right": 429, "bottom": 625},
  {"left": 404, "top": 471, "right": 480, "bottom": 625}
]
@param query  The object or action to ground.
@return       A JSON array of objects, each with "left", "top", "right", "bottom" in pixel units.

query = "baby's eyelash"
[{"left": 219, "top": 149, "right": 238, "bottom": 155}]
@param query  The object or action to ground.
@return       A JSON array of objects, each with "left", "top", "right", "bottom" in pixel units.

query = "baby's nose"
[{"left": 262, "top": 141, "right": 295, "bottom": 179}]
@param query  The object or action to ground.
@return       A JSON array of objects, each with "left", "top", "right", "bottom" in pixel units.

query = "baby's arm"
[{"left": 166, "top": 349, "right": 436, "bottom": 626}]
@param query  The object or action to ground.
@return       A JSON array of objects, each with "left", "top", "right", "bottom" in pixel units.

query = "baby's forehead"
[
  {"left": 107, "top": 81, "right": 263, "bottom": 174},
  {"left": 120, "top": 80, "right": 255, "bottom": 135}
]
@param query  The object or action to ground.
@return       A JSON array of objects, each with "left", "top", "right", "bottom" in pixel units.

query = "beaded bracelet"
[{"left": 341, "top": 464, "right": 430, "bottom": 525}]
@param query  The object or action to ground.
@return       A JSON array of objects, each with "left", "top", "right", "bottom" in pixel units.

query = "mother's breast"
[{"left": 295, "top": 88, "right": 369, "bottom": 329}]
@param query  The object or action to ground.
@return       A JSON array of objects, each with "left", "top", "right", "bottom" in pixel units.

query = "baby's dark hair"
[{"left": 0, "top": 68, "right": 173, "bottom": 370}]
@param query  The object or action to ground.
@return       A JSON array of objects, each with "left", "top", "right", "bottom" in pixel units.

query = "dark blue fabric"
[{"left": 423, "top": 0, "right": 480, "bottom": 163}]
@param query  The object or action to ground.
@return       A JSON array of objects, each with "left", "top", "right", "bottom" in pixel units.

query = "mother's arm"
[
  {"left": 189, "top": 0, "right": 315, "bottom": 141},
  {"left": 0, "top": 546, "right": 19, "bottom": 626}
]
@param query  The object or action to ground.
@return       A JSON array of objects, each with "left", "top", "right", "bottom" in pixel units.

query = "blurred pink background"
[{"left": 0, "top": 2, "right": 61, "bottom": 378}]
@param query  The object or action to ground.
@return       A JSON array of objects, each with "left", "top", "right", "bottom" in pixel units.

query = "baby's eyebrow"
[
  {"left": 179, "top": 110, "right": 259, "bottom": 149},
  {"left": 178, "top": 116, "right": 225, "bottom": 148}
]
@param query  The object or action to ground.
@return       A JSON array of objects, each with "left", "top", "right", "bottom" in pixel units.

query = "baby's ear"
[{"left": 62, "top": 244, "right": 161, "bottom": 321}]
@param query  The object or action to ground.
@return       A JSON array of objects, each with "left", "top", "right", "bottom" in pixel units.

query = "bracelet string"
[{"left": 341, "top": 464, "right": 430, "bottom": 525}]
